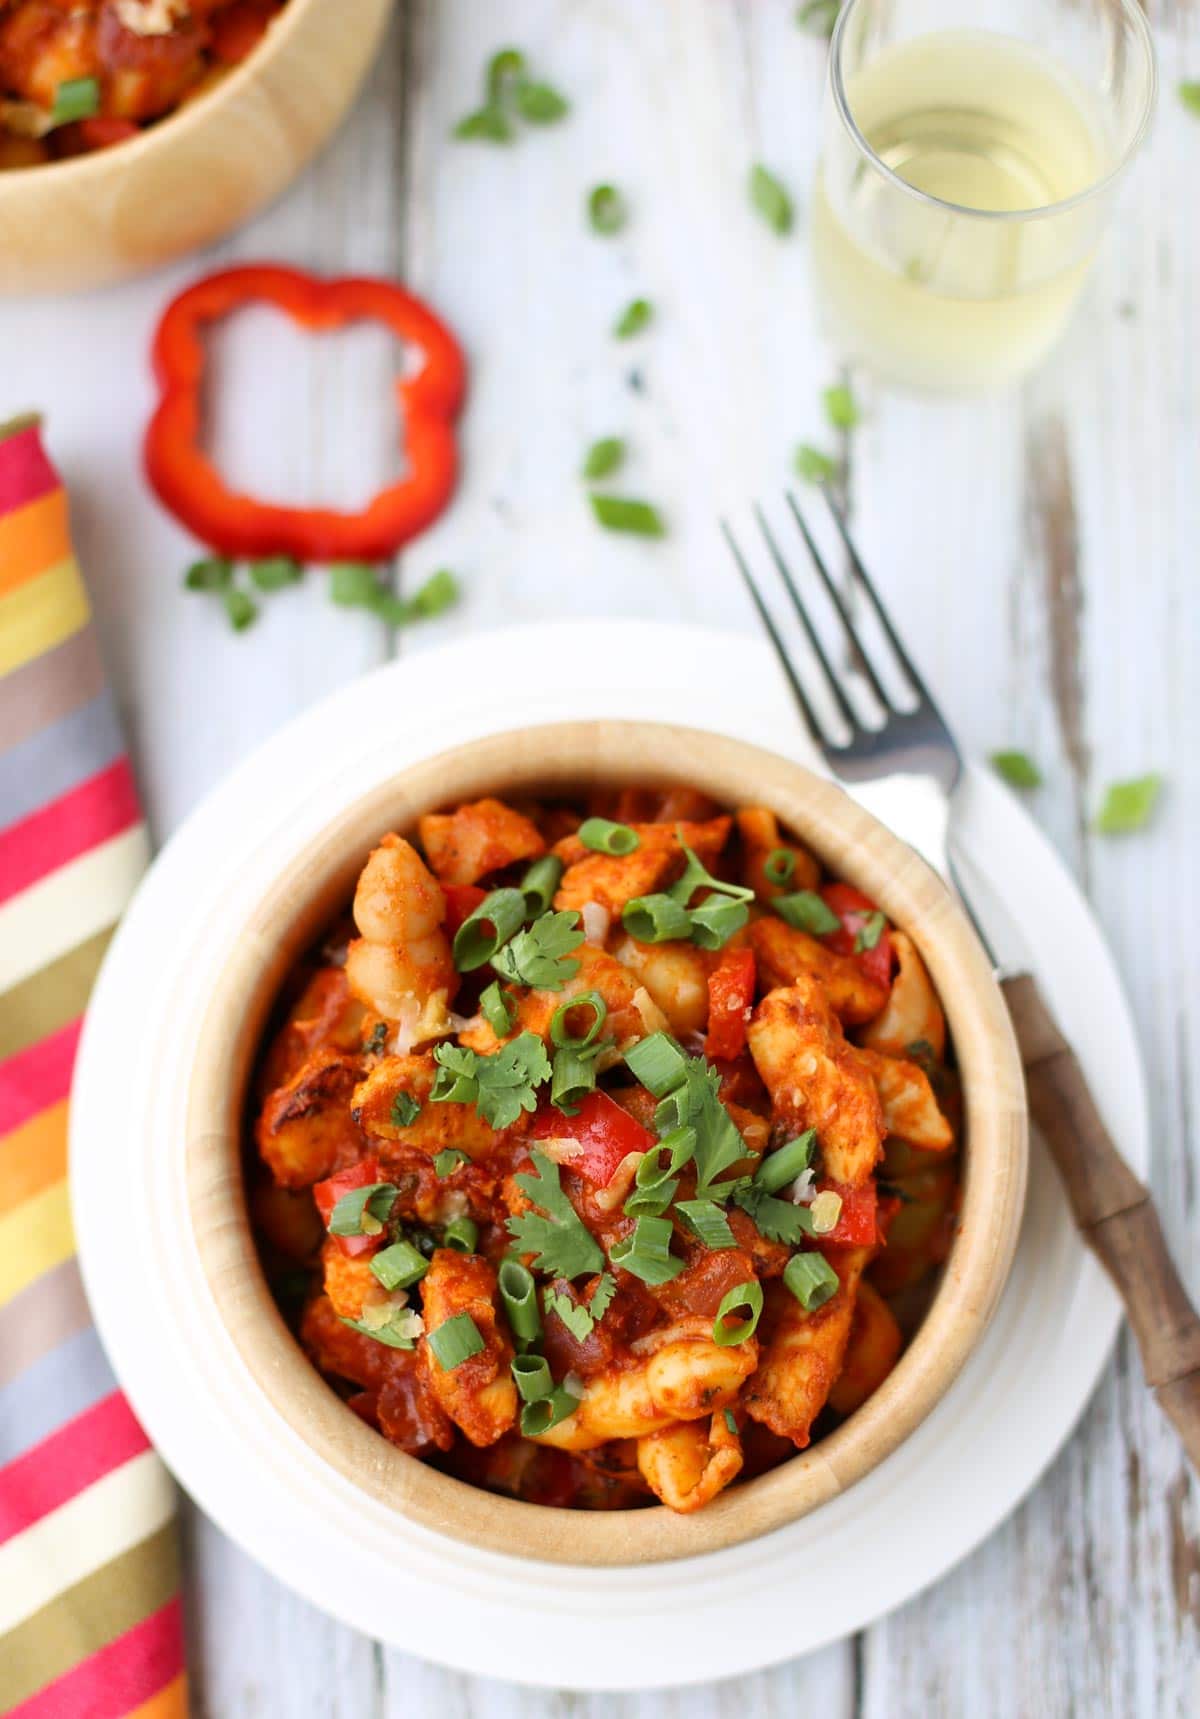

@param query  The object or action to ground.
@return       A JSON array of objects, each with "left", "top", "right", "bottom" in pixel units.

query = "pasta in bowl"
[{"left": 188, "top": 723, "right": 1026, "bottom": 1562}]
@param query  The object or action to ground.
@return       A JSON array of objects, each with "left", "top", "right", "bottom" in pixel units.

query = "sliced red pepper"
[
  {"left": 819, "top": 882, "right": 895, "bottom": 991},
  {"left": 442, "top": 883, "right": 486, "bottom": 936},
  {"left": 529, "top": 1090, "right": 655, "bottom": 1188},
  {"left": 78, "top": 118, "right": 141, "bottom": 150},
  {"left": 818, "top": 1178, "right": 880, "bottom": 1248},
  {"left": 704, "top": 948, "right": 756, "bottom": 1061},
  {"left": 144, "top": 265, "right": 466, "bottom": 561},
  {"left": 313, "top": 1156, "right": 385, "bottom": 1258}
]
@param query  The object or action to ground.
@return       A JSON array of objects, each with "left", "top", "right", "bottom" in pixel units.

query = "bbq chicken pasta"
[
  {"left": 0, "top": 1, "right": 286, "bottom": 167},
  {"left": 249, "top": 788, "right": 962, "bottom": 1515}
]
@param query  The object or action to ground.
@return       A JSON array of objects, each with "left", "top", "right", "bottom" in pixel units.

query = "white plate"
[{"left": 71, "top": 622, "right": 1146, "bottom": 1692}]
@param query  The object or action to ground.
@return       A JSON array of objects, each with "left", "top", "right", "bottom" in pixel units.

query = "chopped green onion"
[
  {"left": 578, "top": 816, "right": 640, "bottom": 855},
  {"left": 249, "top": 556, "right": 302, "bottom": 592},
  {"left": 749, "top": 163, "right": 793, "bottom": 234},
  {"left": 485, "top": 46, "right": 524, "bottom": 104},
  {"left": 499, "top": 1256, "right": 542, "bottom": 1349},
  {"left": 688, "top": 895, "right": 750, "bottom": 951},
  {"left": 621, "top": 893, "right": 693, "bottom": 943},
  {"left": 340, "top": 1310, "right": 421, "bottom": 1350},
  {"left": 854, "top": 911, "right": 886, "bottom": 953},
  {"left": 551, "top": 1045, "right": 599, "bottom": 1113},
  {"left": 623, "top": 1179, "right": 678, "bottom": 1219},
  {"left": 184, "top": 555, "right": 233, "bottom": 592},
  {"left": 329, "top": 562, "right": 380, "bottom": 607},
  {"left": 51, "top": 76, "right": 100, "bottom": 125},
  {"left": 511, "top": 1353, "right": 554, "bottom": 1403},
  {"left": 520, "top": 1384, "right": 581, "bottom": 1437},
  {"left": 582, "top": 437, "right": 625, "bottom": 481},
  {"left": 796, "top": 0, "right": 840, "bottom": 37},
  {"left": 614, "top": 298, "right": 653, "bottom": 339},
  {"left": 223, "top": 587, "right": 258, "bottom": 633},
  {"left": 809, "top": 1189, "right": 843, "bottom": 1234},
  {"left": 754, "top": 1130, "right": 815, "bottom": 1195},
  {"left": 389, "top": 1092, "right": 421, "bottom": 1129},
  {"left": 453, "top": 886, "right": 527, "bottom": 970},
  {"left": 370, "top": 1240, "right": 429, "bottom": 1291},
  {"left": 784, "top": 1251, "right": 840, "bottom": 1311},
  {"left": 589, "top": 494, "right": 666, "bottom": 537},
  {"left": 1095, "top": 774, "right": 1163, "bottom": 835},
  {"left": 519, "top": 855, "right": 564, "bottom": 917},
  {"left": 763, "top": 848, "right": 796, "bottom": 887},
  {"left": 588, "top": 183, "right": 627, "bottom": 234},
  {"left": 402, "top": 569, "right": 461, "bottom": 621},
  {"left": 989, "top": 750, "right": 1043, "bottom": 790},
  {"left": 625, "top": 1127, "right": 691, "bottom": 1213},
  {"left": 433, "top": 1147, "right": 469, "bottom": 1178},
  {"left": 428, "top": 1313, "right": 485, "bottom": 1371},
  {"left": 443, "top": 1216, "right": 479, "bottom": 1253},
  {"left": 516, "top": 79, "right": 569, "bottom": 122},
  {"left": 328, "top": 1182, "right": 397, "bottom": 1237},
  {"left": 480, "top": 981, "right": 515, "bottom": 1038},
  {"left": 1182, "top": 81, "right": 1200, "bottom": 117},
  {"left": 823, "top": 383, "right": 861, "bottom": 431},
  {"left": 712, "top": 1280, "right": 764, "bottom": 1345},
  {"left": 550, "top": 991, "right": 608, "bottom": 1049},
  {"left": 723, "top": 1406, "right": 739, "bottom": 1435},
  {"left": 774, "top": 890, "right": 842, "bottom": 936},
  {"left": 676, "top": 1200, "right": 737, "bottom": 1250},
  {"left": 794, "top": 443, "right": 839, "bottom": 485},
  {"left": 609, "top": 1215, "right": 684, "bottom": 1285},
  {"left": 623, "top": 1031, "right": 689, "bottom": 1097}
]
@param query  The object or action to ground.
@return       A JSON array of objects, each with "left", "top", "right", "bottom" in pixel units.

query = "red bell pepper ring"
[
  {"left": 530, "top": 1090, "right": 656, "bottom": 1188},
  {"left": 144, "top": 265, "right": 466, "bottom": 561},
  {"left": 313, "top": 1156, "right": 386, "bottom": 1259},
  {"left": 818, "top": 1178, "right": 880, "bottom": 1248},
  {"left": 441, "top": 883, "right": 487, "bottom": 936},
  {"left": 704, "top": 948, "right": 756, "bottom": 1062},
  {"left": 819, "top": 882, "right": 895, "bottom": 991}
]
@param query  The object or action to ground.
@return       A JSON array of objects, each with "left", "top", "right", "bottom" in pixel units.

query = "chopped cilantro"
[
  {"left": 507, "top": 1150, "right": 605, "bottom": 1279},
  {"left": 430, "top": 1031, "right": 551, "bottom": 1129},
  {"left": 544, "top": 1271, "right": 616, "bottom": 1341},
  {"left": 433, "top": 1147, "right": 469, "bottom": 1178},
  {"left": 731, "top": 1180, "right": 814, "bottom": 1245},
  {"left": 491, "top": 910, "right": 585, "bottom": 990},
  {"left": 389, "top": 1091, "right": 421, "bottom": 1128},
  {"left": 854, "top": 910, "right": 886, "bottom": 953},
  {"left": 654, "top": 1058, "right": 748, "bottom": 1199},
  {"left": 364, "top": 1022, "right": 389, "bottom": 1055}
]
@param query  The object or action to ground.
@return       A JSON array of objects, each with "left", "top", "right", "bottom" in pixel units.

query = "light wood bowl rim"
[
  {"left": 0, "top": 0, "right": 343, "bottom": 188},
  {"left": 186, "top": 721, "right": 1028, "bottom": 1567}
]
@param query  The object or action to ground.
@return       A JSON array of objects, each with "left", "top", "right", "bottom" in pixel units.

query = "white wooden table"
[{"left": 8, "top": 1, "right": 1200, "bottom": 1711}]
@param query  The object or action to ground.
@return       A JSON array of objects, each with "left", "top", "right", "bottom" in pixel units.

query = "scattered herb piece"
[
  {"left": 712, "top": 1280, "right": 764, "bottom": 1345},
  {"left": 582, "top": 437, "right": 626, "bottom": 481},
  {"left": 223, "top": 587, "right": 258, "bottom": 632},
  {"left": 511, "top": 1353, "right": 553, "bottom": 1402},
  {"left": 654, "top": 1058, "right": 747, "bottom": 1199},
  {"left": 491, "top": 910, "right": 585, "bottom": 989},
  {"left": 1095, "top": 774, "right": 1163, "bottom": 835},
  {"left": 428, "top": 1313, "right": 485, "bottom": 1370},
  {"left": 433, "top": 1147, "right": 469, "bottom": 1178},
  {"left": 431, "top": 1032, "right": 551, "bottom": 1129},
  {"left": 796, "top": 0, "right": 840, "bottom": 35},
  {"left": 486, "top": 48, "right": 525, "bottom": 105},
  {"left": 610, "top": 1215, "right": 685, "bottom": 1285},
  {"left": 588, "top": 183, "right": 627, "bottom": 235},
  {"left": 590, "top": 494, "right": 666, "bottom": 536},
  {"left": 724, "top": 1407, "right": 739, "bottom": 1435},
  {"left": 614, "top": 298, "right": 653, "bottom": 339},
  {"left": 823, "top": 383, "right": 860, "bottom": 430},
  {"left": 578, "top": 817, "right": 640, "bottom": 856},
  {"left": 340, "top": 1308, "right": 422, "bottom": 1350},
  {"left": 749, "top": 163, "right": 794, "bottom": 235},
  {"left": 443, "top": 1215, "right": 480, "bottom": 1253},
  {"left": 453, "top": 105, "right": 513, "bottom": 143},
  {"left": 1180, "top": 81, "right": 1200, "bottom": 117},
  {"left": 520, "top": 1384, "right": 580, "bottom": 1436},
  {"left": 184, "top": 555, "right": 233, "bottom": 592},
  {"left": 676, "top": 1199, "right": 737, "bottom": 1250},
  {"left": 249, "top": 555, "right": 302, "bottom": 592},
  {"left": 364, "top": 1022, "right": 389, "bottom": 1055},
  {"left": 499, "top": 1257, "right": 542, "bottom": 1348},
  {"left": 371, "top": 1241, "right": 429, "bottom": 1291},
  {"left": 794, "top": 443, "right": 838, "bottom": 485},
  {"left": 516, "top": 79, "right": 569, "bottom": 123},
  {"left": 854, "top": 910, "right": 886, "bottom": 953},
  {"left": 329, "top": 561, "right": 381, "bottom": 607},
  {"left": 389, "top": 1092, "right": 421, "bottom": 1129},
  {"left": 990, "top": 750, "right": 1043, "bottom": 790},
  {"left": 480, "top": 981, "right": 515, "bottom": 1038},
  {"left": 544, "top": 1271, "right": 617, "bottom": 1341},
  {"left": 773, "top": 889, "right": 842, "bottom": 936},
  {"left": 621, "top": 893, "right": 693, "bottom": 942},
  {"left": 328, "top": 1182, "right": 398, "bottom": 1238},
  {"left": 783, "top": 1251, "right": 840, "bottom": 1311},
  {"left": 51, "top": 76, "right": 100, "bottom": 126},
  {"left": 507, "top": 1149, "right": 606, "bottom": 1278},
  {"left": 731, "top": 1179, "right": 813, "bottom": 1245},
  {"left": 519, "top": 855, "right": 564, "bottom": 917}
]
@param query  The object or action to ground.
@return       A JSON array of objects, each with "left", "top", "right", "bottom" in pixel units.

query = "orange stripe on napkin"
[
  {"left": 0, "top": 489, "right": 71, "bottom": 596},
  {"left": 0, "top": 1100, "right": 67, "bottom": 1220}
]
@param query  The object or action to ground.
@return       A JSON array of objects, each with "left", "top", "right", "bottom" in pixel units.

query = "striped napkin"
[{"left": 0, "top": 417, "right": 188, "bottom": 1717}]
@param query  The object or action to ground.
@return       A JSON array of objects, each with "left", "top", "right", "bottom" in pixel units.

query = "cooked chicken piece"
[
  {"left": 418, "top": 796, "right": 545, "bottom": 886},
  {"left": 418, "top": 1251, "right": 517, "bottom": 1448},
  {"left": 255, "top": 1048, "right": 364, "bottom": 1189},
  {"left": 743, "top": 1246, "right": 869, "bottom": 1446},
  {"left": 637, "top": 1410, "right": 743, "bottom": 1512},
  {"left": 749, "top": 915, "right": 889, "bottom": 1026},
  {"left": 857, "top": 1047, "right": 954, "bottom": 1151},
  {"left": 553, "top": 817, "right": 732, "bottom": 917}
]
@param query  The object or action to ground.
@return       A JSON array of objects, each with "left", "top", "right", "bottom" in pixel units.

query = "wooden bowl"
[
  {"left": 186, "top": 721, "right": 1027, "bottom": 1566},
  {"left": 0, "top": 0, "right": 393, "bottom": 295}
]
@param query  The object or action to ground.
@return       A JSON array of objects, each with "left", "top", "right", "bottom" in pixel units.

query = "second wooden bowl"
[
  {"left": 0, "top": 0, "right": 394, "bottom": 295},
  {"left": 186, "top": 721, "right": 1028, "bottom": 1565}
]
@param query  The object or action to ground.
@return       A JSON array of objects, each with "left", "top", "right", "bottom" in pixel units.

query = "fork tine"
[
  {"left": 784, "top": 492, "right": 894, "bottom": 711},
  {"left": 719, "top": 519, "right": 832, "bottom": 751},
  {"left": 819, "top": 488, "right": 948, "bottom": 719},
  {"left": 751, "top": 505, "right": 861, "bottom": 733}
]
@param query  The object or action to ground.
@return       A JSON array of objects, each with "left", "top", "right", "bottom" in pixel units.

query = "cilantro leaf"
[
  {"left": 1095, "top": 774, "right": 1164, "bottom": 835},
  {"left": 431, "top": 1031, "right": 551, "bottom": 1129},
  {"left": 491, "top": 910, "right": 585, "bottom": 989},
  {"left": 1181, "top": 81, "right": 1200, "bottom": 117},
  {"left": 433, "top": 1147, "right": 469, "bottom": 1178},
  {"left": 732, "top": 1180, "right": 815, "bottom": 1245},
  {"left": 390, "top": 1092, "right": 421, "bottom": 1128},
  {"left": 507, "top": 1149, "right": 605, "bottom": 1278},
  {"left": 545, "top": 1271, "right": 618, "bottom": 1342},
  {"left": 654, "top": 1059, "right": 748, "bottom": 1198},
  {"left": 823, "top": 383, "right": 860, "bottom": 430},
  {"left": 990, "top": 750, "right": 1043, "bottom": 790}
]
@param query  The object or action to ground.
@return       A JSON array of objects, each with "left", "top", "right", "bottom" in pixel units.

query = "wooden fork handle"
[{"left": 1002, "top": 973, "right": 1200, "bottom": 1472}]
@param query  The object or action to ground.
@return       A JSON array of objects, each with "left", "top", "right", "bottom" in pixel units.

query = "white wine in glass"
[{"left": 813, "top": 2, "right": 1156, "bottom": 391}]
